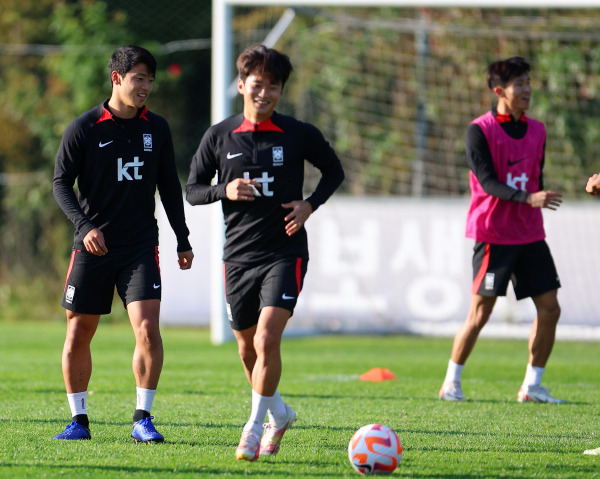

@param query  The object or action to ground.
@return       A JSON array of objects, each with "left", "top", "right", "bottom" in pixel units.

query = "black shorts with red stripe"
[
  {"left": 224, "top": 257, "right": 308, "bottom": 331},
  {"left": 62, "top": 246, "right": 162, "bottom": 315},
  {"left": 471, "top": 240, "right": 560, "bottom": 300}
]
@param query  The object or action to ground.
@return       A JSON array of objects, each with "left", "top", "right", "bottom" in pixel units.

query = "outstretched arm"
[
  {"left": 586, "top": 173, "right": 600, "bottom": 196},
  {"left": 526, "top": 191, "right": 562, "bottom": 210}
]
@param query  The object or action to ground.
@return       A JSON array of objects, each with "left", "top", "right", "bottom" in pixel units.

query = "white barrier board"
[{"left": 158, "top": 196, "right": 600, "bottom": 340}]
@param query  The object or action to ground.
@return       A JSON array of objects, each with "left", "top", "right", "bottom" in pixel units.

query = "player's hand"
[
  {"left": 226, "top": 178, "right": 260, "bottom": 201},
  {"left": 83, "top": 228, "right": 108, "bottom": 256},
  {"left": 178, "top": 250, "right": 194, "bottom": 270},
  {"left": 586, "top": 173, "right": 600, "bottom": 195},
  {"left": 282, "top": 200, "right": 313, "bottom": 236},
  {"left": 526, "top": 191, "right": 562, "bottom": 210}
]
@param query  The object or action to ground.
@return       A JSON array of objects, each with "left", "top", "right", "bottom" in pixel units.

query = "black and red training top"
[
  {"left": 54, "top": 100, "right": 191, "bottom": 253},
  {"left": 186, "top": 111, "right": 344, "bottom": 266}
]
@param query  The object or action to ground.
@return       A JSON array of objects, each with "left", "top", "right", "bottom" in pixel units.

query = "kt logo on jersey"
[{"left": 118, "top": 157, "right": 144, "bottom": 181}]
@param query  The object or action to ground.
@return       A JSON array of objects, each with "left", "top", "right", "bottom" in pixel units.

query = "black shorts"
[
  {"left": 471, "top": 240, "right": 560, "bottom": 300},
  {"left": 224, "top": 257, "right": 308, "bottom": 331},
  {"left": 61, "top": 246, "right": 162, "bottom": 315}
]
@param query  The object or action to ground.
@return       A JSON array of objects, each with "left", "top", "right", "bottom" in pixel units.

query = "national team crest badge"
[
  {"left": 65, "top": 285, "right": 75, "bottom": 304},
  {"left": 143, "top": 134, "right": 153, "bottom": 151},
  {"left": 272, "top": 146, "right": 284, "bottom": 166}
]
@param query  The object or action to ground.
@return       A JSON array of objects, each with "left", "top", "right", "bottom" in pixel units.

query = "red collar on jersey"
[
  {"left": 495, "top": 111, "right": 527, "bottom": 124},
  {"left": 233, "top": 116, "right": 284, "bottom": 133},
  {"left": 96, "top": 105, "right": 150, "bottom": 123}
]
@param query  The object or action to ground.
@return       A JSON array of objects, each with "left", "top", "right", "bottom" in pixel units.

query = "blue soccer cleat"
[
  {"left": 53, "top": 421, "right": 91, "bottom": 440},
  {"left": 131, "top": 416, "right": 164, "bottom": 443}
]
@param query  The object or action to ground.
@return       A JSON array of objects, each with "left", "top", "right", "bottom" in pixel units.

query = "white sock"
[
  {"left": 266, "top": 390, "right": 288, "bottom": 425},
  {"left": 136, "top": 387, "right": 157, "bottom": 413},
  {"left": 243, "top": 390, "right": 273, "bottom": 437},
  {"left": 444, "top": 359, "right": 464, "bottom": 384},
  {"left": 523, "top": 364, "right": 544, "bottom": 388},
  {"left": 67, "top": 391, "right": 88, "bottom": 417}
]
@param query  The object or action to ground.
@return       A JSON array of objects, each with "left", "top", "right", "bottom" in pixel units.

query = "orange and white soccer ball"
[{"left": 348, "top": 424, "right": 403, "bottom": 475}]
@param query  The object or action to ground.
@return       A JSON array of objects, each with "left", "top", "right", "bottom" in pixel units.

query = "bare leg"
[
  {"left": 529, "top": 289, "right": 560, "bottom": 367},
  {"left": 450, "top": 295, "right": 497, "bottom": 365},
  {"left": 233, "top": 306, "right": 290, "bottom": 395},
  {"left": 251, "top": 306, "right": 290, "bottom": 396},
  {"left": 127, "top": 299, "right": 163, "bottom": 389},
  {"left": 234, "top": 324, "right": 258, "bottom": 385},
  {"left": 62, "top": 311, "right": 100, "bottom": 393}
]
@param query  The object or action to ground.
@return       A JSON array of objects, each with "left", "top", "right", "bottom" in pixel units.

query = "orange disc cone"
[{"left": 359, "top": 367, "right": 397, "bottom": 382}]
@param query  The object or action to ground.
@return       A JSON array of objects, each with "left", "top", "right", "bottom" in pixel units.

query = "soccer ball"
[{"left": 348, "top": 424, "right": 403, "bottom": 475}]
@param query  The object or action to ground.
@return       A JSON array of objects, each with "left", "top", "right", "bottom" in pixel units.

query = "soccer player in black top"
[
  {"left": 53, "top": 45, "right": 194, "bottom": 442},
  {"left": 186, "top": 45, "right": 344, "bottom": 461}
]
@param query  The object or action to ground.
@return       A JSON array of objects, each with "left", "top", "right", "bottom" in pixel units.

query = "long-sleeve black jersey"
[
  {"left": 54, "top": 101, "right": 191, "bottom": 252},
  {"left": 466, "top": 108, "right": 545, "bottom": 202},
  {"left": 186, "top": 111, "right": 344, "bottom": 266}
]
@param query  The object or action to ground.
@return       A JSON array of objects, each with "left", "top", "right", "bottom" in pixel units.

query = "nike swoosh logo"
[
  {"left": 99, "top": 141, "right": 114, "bottom": 148},
  {"left": 227, "top": 152, "right": 243, "bottom": 159},
  {"left": 508, "top": 158, "right": 525, "bottom": 166},
  {"left": 282, "top": 293, "right": 295, "bottom": 300},
  {"left": 153, "top": 284, "right": 161, "bottom": 289}
]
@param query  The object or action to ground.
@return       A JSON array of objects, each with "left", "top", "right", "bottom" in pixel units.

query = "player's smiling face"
[
  {"left": 496, "top": 73, "right": 531, "bottom": 118},
  {"left": 238, "top": 73, "right": 283, "bottom": 123},
  {"left": 111, "top": 64, "right": 154, "bottom": 114}
]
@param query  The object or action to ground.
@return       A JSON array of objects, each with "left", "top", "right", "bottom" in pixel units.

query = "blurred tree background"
[
  {"left": 0, "top": 0, "right": 211, "bottom": 320},
  {"left": 2, "top": 2, "right": 600, "bottom": 321}
]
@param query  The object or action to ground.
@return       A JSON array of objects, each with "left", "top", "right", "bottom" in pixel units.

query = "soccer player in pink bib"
[{"left": 439, "top": 57, "right": 564, "bottom": 404}]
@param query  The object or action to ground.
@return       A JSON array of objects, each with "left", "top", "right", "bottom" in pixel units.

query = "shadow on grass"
[{"left": 0, "top": 462, "right": 349, "bottom": 477}]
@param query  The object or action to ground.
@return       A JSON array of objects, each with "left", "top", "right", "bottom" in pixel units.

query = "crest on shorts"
[
  {"left": 65, "top": 285, "right": 75, "bottom": 304},
  {"left": 484, "top": 273, "right": 495, "bottom": 290},
  {"left": 272, "top": 146, "right": 284, "bottom": 166}
]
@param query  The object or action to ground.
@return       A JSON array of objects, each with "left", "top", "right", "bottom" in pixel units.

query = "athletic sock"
[
  {"left": 444, "top": 359, "right": 464, "bottom": 384},
  {"left": 67, "top": 391, "right": 87, "bottom": 417},
  {"left": 134, "top": 387, "right": 156, "bottom": 422},
  {"left": 523, "top": 364, "right": 545, "bottom": 388},
  {"left": 133, "top": 409, "right": 151, "bottom": 423},
  {"left": 266, "top": 390, "right": 288, "bottom": 426},
  {"left": 67, "top": 391, "right": 89, "bottom": 428},
  {"left": 243, "top": 390, "right": 273, "bottom": 437},
  {"left": 73, "top": 414, "right": 89, "bottom": 429}
]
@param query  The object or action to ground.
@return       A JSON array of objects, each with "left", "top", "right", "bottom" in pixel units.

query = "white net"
[{"left": 230, "top": 7, "right": 600, "bottom": 198}]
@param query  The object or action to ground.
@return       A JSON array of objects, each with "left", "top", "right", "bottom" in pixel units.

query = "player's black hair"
[
  {"left": 486, "top": 57, "right": 530, "bottom": 90},
  {"left": 108, "top": 45, "right": 157, "bottom": 83},
  {"left": 236, "top": 44, "right": 293, "bottom": 88}
]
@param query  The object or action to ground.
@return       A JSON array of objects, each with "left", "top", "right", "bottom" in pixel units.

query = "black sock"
[
  {"left": 73, "top": 414, "right": 89, "bottom": 429},
  {"left": 133, "top": 409, "right": 151, "bottom": 423}
]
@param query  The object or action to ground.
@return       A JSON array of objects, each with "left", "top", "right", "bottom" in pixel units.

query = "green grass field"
[{"left": 1, "top": 321, "right": 600, "bottom": 478}]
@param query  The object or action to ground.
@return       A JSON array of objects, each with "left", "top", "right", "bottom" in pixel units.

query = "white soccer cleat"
[
  {"left": 584, "top": 447, "right": 600, "bottom": 455},
  {"left": 235, "top": 431, "right": 261, "bottom": 461},
  {"left": 517, "top": 385, "right": 565, "bottom": 404},
  {"left": 439, "top": 381, "right": 466, "bottom": 401},
  {"left": 259, "top": 404, "right": 297, "bottom": 456}
]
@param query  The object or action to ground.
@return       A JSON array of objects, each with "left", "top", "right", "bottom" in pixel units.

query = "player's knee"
[
  {"left": 541, "top": 302, "right": 561, "bottom": 325},
  {"left": 467, "top": 310, "right": 491, "bottom": 332},
  {"left": 66, "top": 322, "right": 94, "bottom": 346},
  {"left": 238, "top": 345, "right": 256, "bottom": 368},
  {"left": 253, "top": 330, "right": 280, "bottom": 356},
  {"left": 135, "top": 318, "right": 162, "bottom": 349}
]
